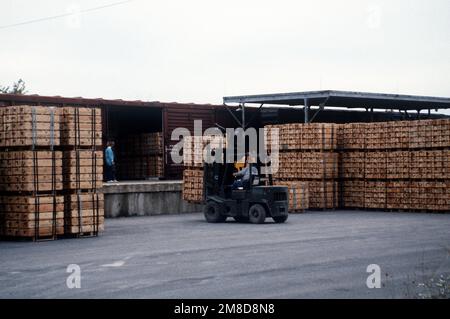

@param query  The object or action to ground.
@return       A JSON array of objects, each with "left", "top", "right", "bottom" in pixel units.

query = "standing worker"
[{"left": 105, "top": 140, "right": 117, "bottom": 182}]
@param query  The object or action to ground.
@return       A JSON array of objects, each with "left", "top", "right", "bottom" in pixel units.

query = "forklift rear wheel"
[
  {"left": 272, "top": 215, "right": 288, "bottom": 223},
  {"left": 204, "top": 202, "right": 227, "bottom": 223},
  {"left": 248, "top": 204, "right": 266, "bottom": 224},
  {"left": 233, "top": 216, "right": 249, "bottom": 223}
]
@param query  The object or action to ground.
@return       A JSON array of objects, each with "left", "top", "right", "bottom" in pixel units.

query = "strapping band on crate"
[
  {"left": 31, "top": 106, "right": 37, "bottom": 150},
  {"left": 50, "top": 107, "right": 57, "bottom": 237},
  {"left": 321, "top": 125, "right": 328, "bottom": 208},
  {"left": 32, "top": 149, "right": 40, "bottom": 240},
  {"left": 77, "top": 193, "right": 83, "bottom": 234},
  {"left": 91, "top": 107, "right": 99, "bottom": 235},
  {"left": 292, "top": 186, "right": 297, "bottom": 210},
  {"left": 50, "top": 108, "right": 55, "bottom": 150},
  {"left": 76, "top": 151, "right": 83, "bottom": 234},
  {"left": 301, "top": 182, "right": 305, "bottom": 211},
  {"left": 75, "top": 107, "right": 81, "bottom": 147}
]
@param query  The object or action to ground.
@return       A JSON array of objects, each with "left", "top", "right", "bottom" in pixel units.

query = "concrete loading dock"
[{"left": 103, "top": 181, "right": 201, "bottom": 218}]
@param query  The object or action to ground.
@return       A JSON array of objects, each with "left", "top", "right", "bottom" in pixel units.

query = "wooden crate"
[
  {"left": 183, "top": 135, "right": 226, "bottom": 168},
  {"left": 274, "top": 151, "right": 338, "bottom": 180},
  {"left": 266, "top": 123, "right": 338, "bottom": 151},
  {"left": 365, "top": 123, "right": 387, "bottom": 150},
  {"left": 386, "top": 151, "right": 410, "bottom": 179},
  {"left": 342, "top": 180, "right": 365, "bottom": 208},
  {"left": 63, "top": 151, "right": 103, "bottom": 190},
  {"left": 307, "top": 181, "right": 339, "bottom": 209},
  {"left": 64, "top": 193, "right": 104, "bottom": 235},
  {"left": 410, "top": 150, "right": 450, "bottom": 180},
  {"left": 0, "top": 106, "right": 60, "bottom": 148},
  {"left": 275, "top": 181, "right": 309, "bottom": 212},
  {"left": 386, "top": 181, "right": 410, "bottom": 210},
  {"left": 0, "top": 195, "right": 65, "bottom": 239},
  {"left": 273, "top": 152, "right": 301, "bottom": 180},
  {"left": 365, "top": 152, "right": 387, "bottom": 179},
  {"left": 385, "top": 121, "right": 410, "bottom": 149},
  {"left": 60, "top": 107, "right": 102, "bottom": 147},
  {"left": 182, "top": 168, "right": 204, "bottom": 203},
  {"left": 340, "top": 123, "right": 366, "bottom": 150},
  {"left": 302, "top": 152, "right": 339, "bottom": 179},
  {"left": 410, "top": 181, "right": 450, "bottom": 211},
  {"left": 341, "top": 151, "right": 365, "bottom": 179},
  {"left": 116, "top": 154, "right": 163, "bottom": 180},
  {"left": 364, "top": 181, "right": 386, "bottom": 209},
  {"left": 118, "top": 132, "right": 163, "bottom": 156},
  {"left": 115, "top": 132, "right": 164, "bottom": 179},
  {"left": 0, "top": 151, "right": 63, "bottom": 192}
]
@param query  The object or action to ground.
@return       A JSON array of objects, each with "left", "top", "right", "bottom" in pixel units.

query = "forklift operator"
[{"left": 232, "top": 164, "right": 259, "bottom": 189}]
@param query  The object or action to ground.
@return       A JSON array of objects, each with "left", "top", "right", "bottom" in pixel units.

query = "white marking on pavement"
[{"left": 102, "top": 260, "right": 126, "bottom": 267}]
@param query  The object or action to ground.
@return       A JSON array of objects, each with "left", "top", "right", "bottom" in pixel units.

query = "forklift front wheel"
[
  {"left": 204, "top": 201, "right": 227, "bottom": 223},
  {"left": 248, "top": 204, "right": 266, "bottom": 224}
]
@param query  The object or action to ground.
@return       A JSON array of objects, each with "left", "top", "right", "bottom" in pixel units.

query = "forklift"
[
  {"left": 202, "top": 159, "right": 289, "bottom": 224},
  {"left": 201, "top": 103, "right": 289, "bottom": 224}
]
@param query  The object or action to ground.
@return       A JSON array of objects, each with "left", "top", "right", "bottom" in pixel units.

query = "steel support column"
[{"left": 304, "top": 98, "right": 309, "bottom": 123}]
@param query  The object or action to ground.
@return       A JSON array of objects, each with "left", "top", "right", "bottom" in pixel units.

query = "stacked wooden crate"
[
  {"left": 270, "top": 123, "right": 338, "bottom": 151},
  {"left": 274, "top": 152, "right": 338, "bottom": 180},
  {"left": 182, "top": 136, "right": 203, "bottom": 203},
  {"left": 181, "top": 135, "right": 226, "bottom": 203},
  {"left": 338, "top": 123, "right": 366, "bottom": 150},
  {"left": 342, "top": 180, "right": 365, "bottom": 208},
  {"left": 340, "top": 119, "right": 450, "bottom": 212},
  {"left": 60, "top": 107, "right": 104, "bottom": 237},
  {"left": 182, "top": 169, "right": 204, "bottom": 203},
  {"left": 341, "top": 152, "right": 365, "bottom": 179},
  {"left": 143, "top": 132, "right": 164, "bottom": 178},
  {"left": 116, "top": 132, "right": 163, "bottom": 180},
  {"left": 0, "top": 106, "right": 64, "bottom": 239},
  {"left": 275, "top": 181, "right": 309, "bottom": 212},
  {"left": 364, "top": 181, "right": 387, "bottom": 209},
  {"left": 265, "top": 123, "right": 339, "bottom": 210}
]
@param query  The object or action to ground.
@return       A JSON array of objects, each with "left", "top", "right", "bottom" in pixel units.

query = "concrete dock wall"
[{"left": 102, "top": 181, "right": 202, "bottom": 218}]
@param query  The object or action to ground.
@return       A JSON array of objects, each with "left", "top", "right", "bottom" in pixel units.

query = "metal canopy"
[{"left": 223, "top": 90, "right": 450, "bottom": 111}]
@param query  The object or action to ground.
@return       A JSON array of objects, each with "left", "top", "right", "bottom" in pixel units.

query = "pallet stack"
[
  {"left": 116, "top": 132, "right": 164, "bottom": 180},
  {"left": 340, "top": 119, "right": 450, "bottom": 212},
  {"left": 182, "top": 168, "right": 204, "bottom": 203},
  {"left": 338, "top": 123, "right": 366, "bottom": 150},
  {"left": 265, "top": 123, "right": 339, "bottom": 210},
  {"left": 0, "top": 106, "right": 64, "bottom": 239},
  {"left": 60, "top": 107, "right": 104, "bottom": 237},
  {"left": 275, "top": 181, "right": 309, "bottom": 212},
  {"left": 181, "top": 135, "right": 226, "bottom": 203}
]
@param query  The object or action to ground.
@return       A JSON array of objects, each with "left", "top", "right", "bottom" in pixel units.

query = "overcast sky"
[{"left": 1, "top": 0, "right": 449, "bottom": 107}]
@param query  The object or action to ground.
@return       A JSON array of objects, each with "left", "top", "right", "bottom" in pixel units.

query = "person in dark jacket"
[
  {"left": 105, "top": 140, "right": 117, "bottom": 182},
  {"left": 232, "top": 155, "right": 259, "bottom": 189},
  {"left": 233, "top": 165, "right": 259, "bottom": 189}
]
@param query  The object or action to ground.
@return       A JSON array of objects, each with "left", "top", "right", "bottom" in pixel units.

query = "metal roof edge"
[
  {"left": 0, "top": 93, "right": 227, "bottom": 109},
  {"left": 223, "top": 90, "right": 450, "bottom": 105}
]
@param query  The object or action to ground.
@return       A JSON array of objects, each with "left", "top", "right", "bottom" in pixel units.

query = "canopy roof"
[{"left": 223, "top": 90, "right": 450, "bottom": 111}]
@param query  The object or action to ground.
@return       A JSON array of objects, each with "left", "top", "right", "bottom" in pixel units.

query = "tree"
[{"left": 0, "top": 79, "right": 27, "bottom": 94}]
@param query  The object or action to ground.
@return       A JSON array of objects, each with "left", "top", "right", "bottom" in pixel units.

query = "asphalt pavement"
[{"left": 1, "top": 211, "right": 449, "bottom": 298}]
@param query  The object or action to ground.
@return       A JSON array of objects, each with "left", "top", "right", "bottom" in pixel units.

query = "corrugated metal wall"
[{"left": 162, "top": 103, "right": 217, "bottom": 179}]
